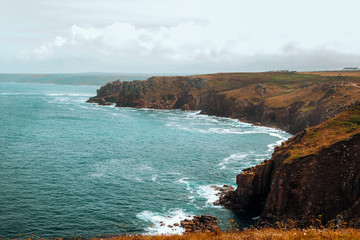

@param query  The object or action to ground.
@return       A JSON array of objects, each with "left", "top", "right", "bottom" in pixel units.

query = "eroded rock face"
[
  {"left": 180, "top": 215, "right": 218, "bottom": 233},
  {"left": 88, "top": 75, "right": 360, "bottom": 135},
  {"left": 219, "top": 126, "right": 360, "bottom": 228},
  {"left": 87, "top": 77, "right": 211, "bottom": 110}
]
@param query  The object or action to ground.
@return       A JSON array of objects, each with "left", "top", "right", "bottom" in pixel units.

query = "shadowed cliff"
[
  {"left": 87, "top": 72, "right": 360, "bottom": 134},
  {"left": 217, "top": 103, "right": 360, "bottom": 228}
]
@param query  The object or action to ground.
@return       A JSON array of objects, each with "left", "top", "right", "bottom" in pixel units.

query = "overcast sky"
[{"left": 1, "top": 0, "right": 360, "bottom": 73}]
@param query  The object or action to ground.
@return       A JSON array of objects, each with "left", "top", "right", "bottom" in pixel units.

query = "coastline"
[{"left": 86, "top": 72, "right": 360, "bottom": 232}]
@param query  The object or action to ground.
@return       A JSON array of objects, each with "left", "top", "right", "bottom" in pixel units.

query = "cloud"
[
  {"left": 33, "top": 36, "right": 68, "bottom": 59},
  {"left": 32, "top": 22, "right": 235, "bottom": 63},
  {"left": 3, "top": 0, "right": 360, "bottom": 72},
  {"left": 27, "top": 19, "right": 360, "bottom": 73}
]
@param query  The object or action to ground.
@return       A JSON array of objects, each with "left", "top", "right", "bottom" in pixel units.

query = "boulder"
[{"left": 180, "top": 215, "right": 218, "bottom": 233}]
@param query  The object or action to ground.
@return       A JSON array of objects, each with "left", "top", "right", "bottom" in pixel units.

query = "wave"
[
  {"left": 196, "top": 185, "right": 223, "bottom": 207},
  {"left": 177, "top": 178, "right": 192, "bottom": 192},
  {"left": 137, "top": 209, "right": 192, "bottom": 235},
  {"left": 151, "top": 175, "right": 157, "bottom": 182},
  {"left": 267, "top": 133, "right": 288, "bottom": 152},
  {"left": 45, "top": 97, "right": 90, "bottom": 105},
  {"left": 45, "top": 93, "right": 93, "bottom": 97},
  {"left": 0, "top": 92, "right": 39, "bottom": 95},
  {"left": 166, "top": 123, "right": 289, "bottom": 138},
  {"left": 219, "top": 153, "right": 248, "bottom": 169}
]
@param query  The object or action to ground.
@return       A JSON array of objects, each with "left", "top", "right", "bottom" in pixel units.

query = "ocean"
[{"left": 0, "top": 82, "right": 291, "bottom": 238}]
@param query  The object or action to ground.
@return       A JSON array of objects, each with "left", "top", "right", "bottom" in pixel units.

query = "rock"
[
  {"left": 173, "top": 223, "right": 179, "bottom": 227},
  {"left": 213, "top": 185, "right": 235, "bottom": 206},
  {"left": 219, "top": 104, "right": 360, "bottom": 228},
  {"left": 87, "top": 74, "right": 359, "bottom": 135},
  {"left": 180, "top": 215, "right": 218, "bottom": 233},
  {"left": 167, "top": 225, "right": 173, "bottom": 228}
]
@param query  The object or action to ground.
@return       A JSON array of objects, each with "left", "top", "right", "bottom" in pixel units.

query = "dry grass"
[
  {"left": 300, "top": 71, "right": 360, "bottom": 77},
  {"left": 283, "top": 104, "right": 360, "bottom": 163},
  {"left": 83, "top": 228, "right": 360, "bottom": 240}
]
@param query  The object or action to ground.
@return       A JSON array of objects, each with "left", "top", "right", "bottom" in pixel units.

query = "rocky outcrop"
[
  {"left": 87, "top": 76, "right": 210, "bottom": 110},
  {"left": 218, "top": 103, "right": 360, "bottom": 228},
  {"left": 88, "top": 73, "right": 360, "bottom": 134},
  {"left": 180, "top": 215, "right": 218, "bottom": 233},
  {"left": 200, "top": 95, "right": 310, "bottom": 134}
]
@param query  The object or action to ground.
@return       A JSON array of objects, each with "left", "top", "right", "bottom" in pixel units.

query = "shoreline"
[
  {"left": 85, "top": 104, "right": 291, "bottom": 235},
  {"left": 86, "top": 73, "right": 360, "bottom": 232}
]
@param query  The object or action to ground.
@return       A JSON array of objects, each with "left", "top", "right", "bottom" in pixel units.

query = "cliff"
[
  {"left": 87, "top": 72, "right": 360, "bottom": 228},
  {"left": 87, "top": 72, "right": 360, "bottom": 134},
  {"left": 217, "top": 103, "right": 360, "bottom": 228}
]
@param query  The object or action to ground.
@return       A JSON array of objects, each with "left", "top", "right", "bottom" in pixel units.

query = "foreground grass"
[{"left": 86, "top": 228, "right": 360, "bottom": 240}]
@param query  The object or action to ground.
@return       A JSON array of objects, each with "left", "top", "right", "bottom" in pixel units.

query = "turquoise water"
[{"left": 0, "top": 82, "right": 291, "bottom": 238}]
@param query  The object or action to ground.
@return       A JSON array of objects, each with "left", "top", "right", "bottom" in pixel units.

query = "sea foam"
[{"left": 137, "top": 209, "right": 193, "bottom": 235}]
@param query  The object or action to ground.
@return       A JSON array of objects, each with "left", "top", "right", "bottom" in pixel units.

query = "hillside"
[
  {"left": 88, "top": 71, "right": 360, "bottom": 134},
  {"left": 217, "top": 103, "right": 360, "bottom": 227}
]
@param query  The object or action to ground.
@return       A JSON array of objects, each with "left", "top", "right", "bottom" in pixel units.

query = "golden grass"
[
  {"left": 284, "top": 104, "right": 360, "bottom": 163},
  {"left": 300, "top": 71, "right": 360, "bottom": 77},
  {"left": 82, "top": 228, "right": 360, "bottom": 240}
]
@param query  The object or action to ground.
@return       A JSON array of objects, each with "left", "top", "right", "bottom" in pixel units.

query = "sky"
[{"left": 1, "top": 0, "right": 360, "bottom": 73}]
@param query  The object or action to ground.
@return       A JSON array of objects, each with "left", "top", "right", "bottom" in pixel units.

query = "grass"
[
  {"left": 17, "top": 228, "right": 360, "bottom": 240},
  {"left": 300, "top": 70, "right": 360, "bottom": 77},
  {"left": 78, "top": 228, "right": 360, "bottom": 239},
  {"left": 284, "top": 104, "right": 360, "bottom": 163},
  {"left": 300, "top": 105, "right": 316, "bottom": 113}
]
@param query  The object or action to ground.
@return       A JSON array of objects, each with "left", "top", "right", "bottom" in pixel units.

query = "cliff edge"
[
  {"left": 217, "top": 103, "right": 360, "bottom": 228},
  {"left": 88, "top": 72, "right": 360, "bottom": 134},
  {"left": 87, "top": 72, "right": 360, "bottom": 228}
]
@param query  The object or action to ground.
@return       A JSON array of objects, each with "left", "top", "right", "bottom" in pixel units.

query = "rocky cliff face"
[
  {"left": 87, "top": 72, "right": 360, "bottom": 228},
  {"left": 88, "top": 73, "right": 360, "bottom": 134},
  {"left": 217, "top": 103, "right": 360, "bottom": 227},
  {"left": 87, "top": 76, "right": 210, "bottom": 110}
]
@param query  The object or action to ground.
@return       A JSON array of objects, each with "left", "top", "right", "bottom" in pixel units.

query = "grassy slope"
[
  {"left": 300, "top": 71, "right": 360, "bottom": 77},
  {"left": 190, "top": 72, "right": 360, "bottom": 120},
  {"left": 280, "top": 104, "right": 360, "bottom": 163}
]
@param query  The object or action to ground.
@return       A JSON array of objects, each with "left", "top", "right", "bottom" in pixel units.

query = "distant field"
[{"left": 300, "top": 71, "right": 360, "bottom": 77}]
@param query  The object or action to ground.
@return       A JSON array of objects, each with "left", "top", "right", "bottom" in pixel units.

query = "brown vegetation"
[
  {"left": 86, "top": 228, "right": 360, "bottom": 240},
  {"left": 300, "top": 71, "right": 360, "bottom": 77},
  {"left": 283, "top": 103, "right": 360, "bottom": 163}
]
